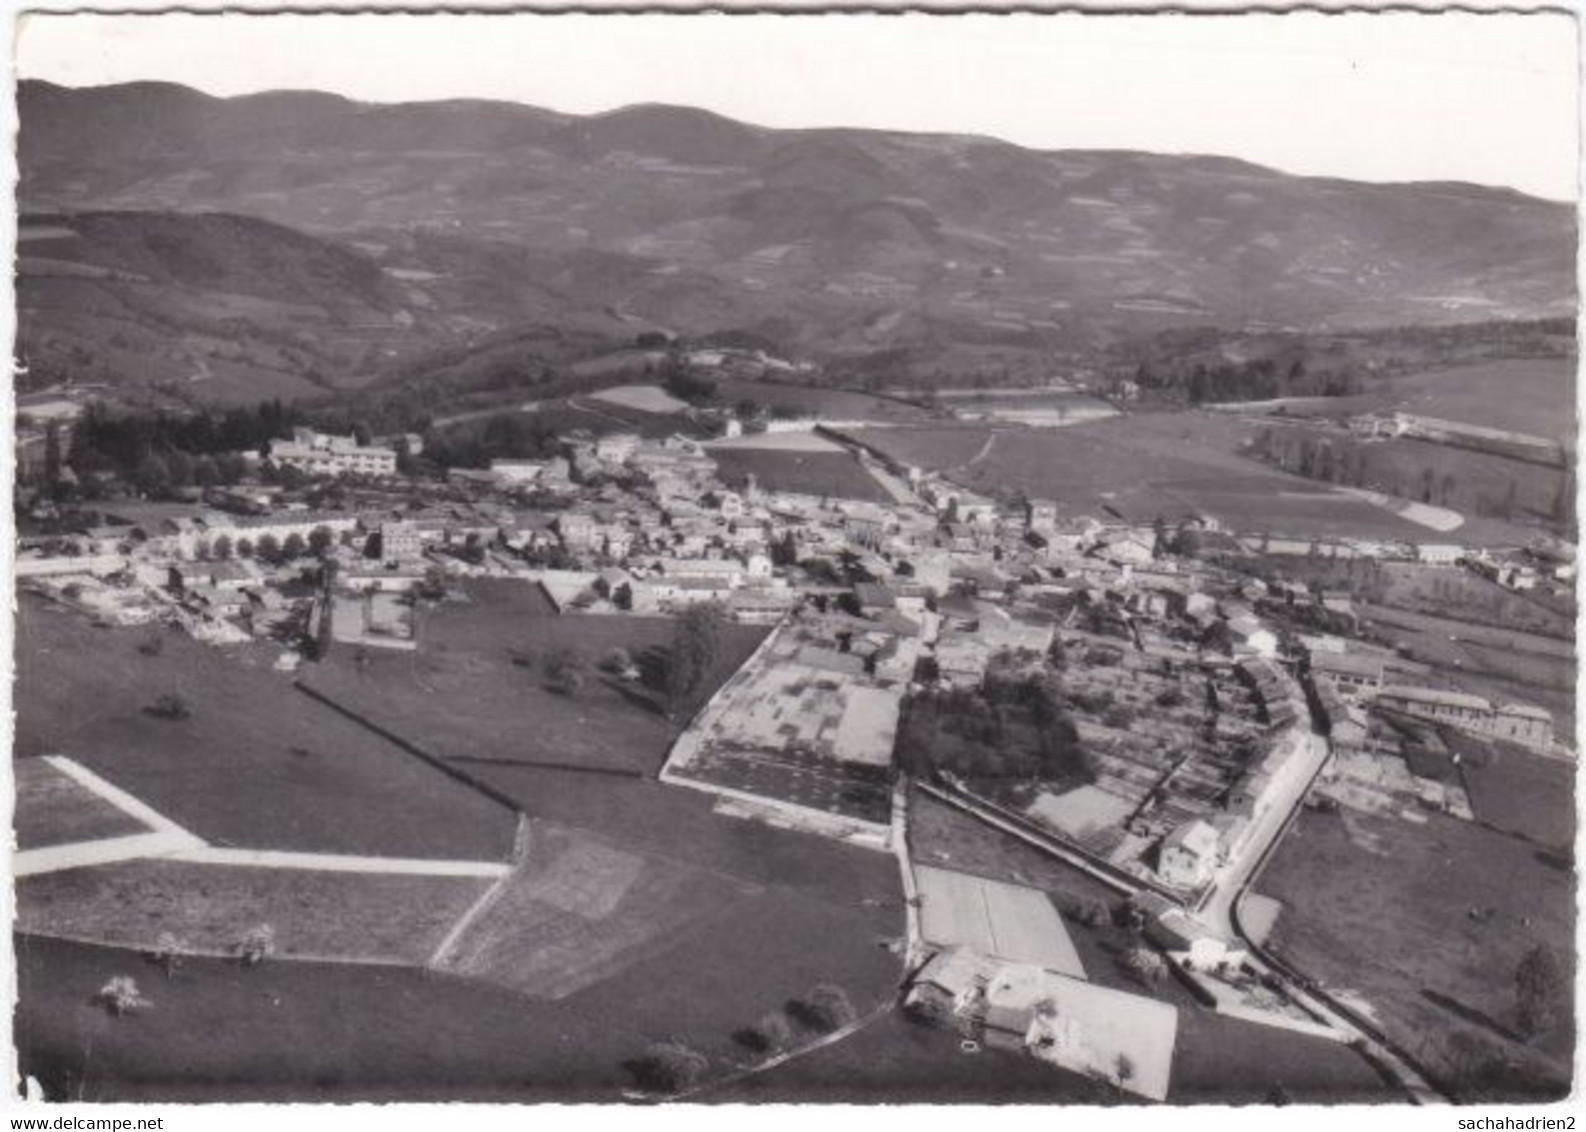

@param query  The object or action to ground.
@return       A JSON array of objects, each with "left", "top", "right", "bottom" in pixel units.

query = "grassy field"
[
  {"left": 841, "top": 425, "right": 1000, "bottom": 473},
  {"left": 1358, "top": 603, "right": 1576, "bottom": 736},
  {"left": 20, "top": 861, "right": 490, "bottom": 964},
  {"left": 1443, "top": 733, "right": 1576, "bottom": 850},
  {"left": 712, "top": 378, "right": 934, "bottom": 424},
  {"left": 1381, "top": 359, "right": 1576, "bottom": 441},
  {"left": 15, "top": 758, "right": 149, "bottom": 850},
  {"left": 436, "top": 821, "right": 752, "bottom": 1000},
  {"left": 1258, "top": 807, "right": 1574, "bottom": 1100},
  {"left": 713, "top": 1010, "right": 1119, "bottom": 1103},
  {"left": 14, "top": 596, "right": 519, "bottom": 861},
  {"left": 302, "top": 580, "right": 766, "bottom": 775},
  {"left": 856, "top": 413, "right": 1437, "bottom": 538},
  {"left": 907, "top": 790, "right": 1393, "bottom": 1101},
  {"left": 711, "top": 447, "right": 891, "bottom": 502},
  {"left": 18, "top": 845, "right": 902, "bottom": 1102}
]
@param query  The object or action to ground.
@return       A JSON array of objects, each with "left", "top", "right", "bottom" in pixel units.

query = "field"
[
  {"left": 18, "top": 587, "right": 908, "bottom": 1101},
  {"left": 15, "top": 758, "right": 149, "bottom": 850},
  {"left": 711, "top": 447, "right": 891, "bottom": 502},
  {"left": 17, "top": 792, "right": 906, "bottom": 1102},
  {"left": 20, "top": 860, "right": 491, "bottom": 964},
  {"left": 436, "top": 821, "right": 751, "bottom": 1000},
  {"left": 1441, "top": 734, "right": 1576, "bottom": 850},
  {"left": 711, "top": 377, "right": 933, "bottom": 424},
  {"left": 14, "top": 596, "right": 519, "bottom": 861},
  {"left": 714, "top": 1010, "right": 1118, "bottom": 1103},
  {"left": 301, "top": 580, "right": 767, "bottom": 775},
  {"left": 1258, "top": 807, "right": 1574, "bottom": 1100},
  {"left": 854, "top": 414, "right": 1438, "bottom": 538},
  {"left": 586, "top": 383, "right": 687, "bottom": 415},
  {"left": 1378, "top": 359, "right": 1575, "bottom": 442},
  {"left": 1357, "top": 603, "right": 1576, "bottom": 736}
]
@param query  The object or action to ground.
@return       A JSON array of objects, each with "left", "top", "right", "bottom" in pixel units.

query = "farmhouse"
[
  {"left": 906, "top": 949, "right": 1178, "bottom": 1102},
  {"left": 1376, "top": 686, "right": 1554, "bottom": 751},
  {"left": 1157, "top": 819, "right": 1223, "bottom": 889}
]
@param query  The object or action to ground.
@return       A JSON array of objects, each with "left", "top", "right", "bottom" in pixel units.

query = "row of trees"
[{"left": 1133, "top": 357, "right": 1366, "bottom": 405}]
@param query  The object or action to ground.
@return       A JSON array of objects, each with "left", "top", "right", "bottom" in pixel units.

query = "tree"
[
  {"left": 601, "top": 647, "right": 635, "bottom": 675},
  {"left": 665, "top": 603, "right": 725, "bottom": 715},
  {"left": 42, "top": 421, "right": 63, "bottom": 495},
  {"left": 150, "top": 932, "right": 186, "bottom": 980},
  {"left": 237, "top": 924, "right": 276, "bottom": 967},
  {"left": 281, "top": 533, "right": 307, "bottom": 561},
  {"left": 307, "top": 525, "right": 334, "bottom": 559},
  {"left": 134, "top": 452, "right": 173, "bottom": 497},
  {"left": 255, "top": 533, "right": 283, "bottom": 565},
  {"left": 1515, "top": 944, "right": 1564, "bottom": 1037},
  {"left": 632, "top": 1040, "right": 708, "bottom": 1094},
  {"left": 211, "top": 534, "right": 233, "bottom": 561},
  {"left": 235, "top": 537, "right": 255, "bottom": 559},
  {"left": 96, "top": 975, "right": 151, "bottom": 1016},
  {"left": 544, "top": 646, "right": 587, "bottom": 695},
  {"left": 802, "top": 984, "right": 857, "bottom": 1032},
  {"left": 1122, "top": 945, "right": 1167, "bottom": 986}
]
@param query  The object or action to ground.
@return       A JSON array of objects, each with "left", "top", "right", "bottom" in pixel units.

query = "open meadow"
[
  {"left": 1258, "top": 807, "right": 1574, "bottom": 1101},
  {"left": 14, "top": 595, "right": 519, "bottom": 861},
  {"left": 300, "top": 580, "right": 767, "bottom": 775}
]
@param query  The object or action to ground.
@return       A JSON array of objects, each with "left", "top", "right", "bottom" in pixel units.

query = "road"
[
  {"left": 1187, "top": 715, "right": 1448, "bottom": 1104},
  {"left": 1192, "top": 727, "right": 1330, "bottom": 937}
]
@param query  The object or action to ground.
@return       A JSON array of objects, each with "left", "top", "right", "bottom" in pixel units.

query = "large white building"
[{"left": 270, "top": 428, "right": 397, "bottom": 478}]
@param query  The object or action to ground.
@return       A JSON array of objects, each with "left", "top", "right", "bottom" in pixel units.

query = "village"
[{"left": 14, "top": 377, "right": 1576, "bottom": 1102}]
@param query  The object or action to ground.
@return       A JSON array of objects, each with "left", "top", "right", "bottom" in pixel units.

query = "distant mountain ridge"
[{"left": 16, "top": 78, "right": 1577, "bottom": 402}]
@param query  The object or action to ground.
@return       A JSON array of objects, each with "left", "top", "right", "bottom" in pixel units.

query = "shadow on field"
[{"left": 1421, "top": 988, "right": 1521, "bottom": 1044}]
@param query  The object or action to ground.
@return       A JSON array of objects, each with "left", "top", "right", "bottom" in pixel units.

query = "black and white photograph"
[{"left": 5, "top": 3, "right": 1579, "bottom": 1114}]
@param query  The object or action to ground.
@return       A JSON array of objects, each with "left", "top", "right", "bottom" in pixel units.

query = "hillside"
[{"left": 16, "top": 79, "right": 1578, "bottom": 402}]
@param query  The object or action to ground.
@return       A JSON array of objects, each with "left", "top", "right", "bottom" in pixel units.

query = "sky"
[{"left": 13, "top": 9, "right": 1582, "bottom": 200}]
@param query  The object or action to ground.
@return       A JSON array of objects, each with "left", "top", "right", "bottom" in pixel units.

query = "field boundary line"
[
  {"left": 166, "top": 847, "right": 511, "bottom": 877},
  {"left": 427, "top": 860, "right": 521, "bottom": 970},
  {"left": 15, "top": 830, "right": 205, "bottom": 877},
  {"left": 14, "top": 927, "right": 424, "bottom": 969},
  {"left": 42, "top": 755, "right": 205, "bottom": 841}
]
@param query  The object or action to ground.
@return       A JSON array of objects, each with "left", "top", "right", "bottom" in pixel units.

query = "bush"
[
  {"left": 802, "top": 984, "right": 857, "bottom": 1032},
  {"left": 96, "top": 975, "right": 150, "bottom": 1016},
  {"left": 543, "top": 646, "right": 587, "bottom": 695},
  {"left": 632, "top": 1040, "right": 708, "bottom": 1094},
  {"left": 600, "top": 647, "right": 634, "bottom": 675},
  {"left": 733, "top": 1012, "right": 794, "bottom": 1056},
  {"left": 236, "top": 924, "right": 275, "bottom": 967},
  {"left": 145, "top": 693, "right": 190, "bottom": 721}
]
